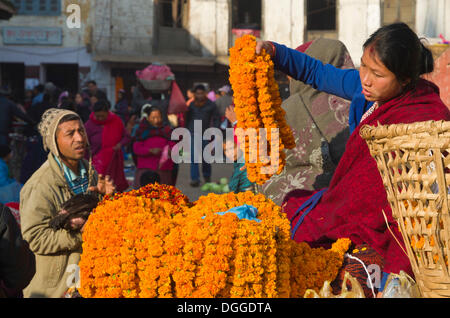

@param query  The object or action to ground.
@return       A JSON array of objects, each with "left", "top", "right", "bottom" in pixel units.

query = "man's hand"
[
  {"left": 69, "top": 217, "right": 87, "bottom": 232},
  {"left": 256, "top": 41, "right": 275, "bottom": 58},
  {"left": 88, "top": 174, "right": 116, "bottom": 196}
]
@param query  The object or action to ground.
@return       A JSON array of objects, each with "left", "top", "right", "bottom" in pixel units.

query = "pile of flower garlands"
[
  {"left": 229, "top": 34, "right": 296, "bottom": 185},
  {"left": 78, "top": 185, "right": 350, "bottom": 298}
]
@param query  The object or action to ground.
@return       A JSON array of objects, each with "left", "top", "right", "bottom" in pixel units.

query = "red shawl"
[
  {"left": 89, "top": 111, "right": 129, "bottom": 192},
  {"left": 283, "top": 79, "right": 450, "bottom": 276}
]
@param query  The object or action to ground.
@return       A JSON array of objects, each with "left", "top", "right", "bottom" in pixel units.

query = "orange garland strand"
[{"left": 229, "top": 35, "right": 295, "bottom": 185}]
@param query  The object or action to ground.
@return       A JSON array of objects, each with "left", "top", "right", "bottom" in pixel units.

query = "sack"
[
  {"left": 136, "top": 63, "right": 174, "bottom": 81},
  {"left": 168, "top": 82, "right": 187, "bottom": 114}
]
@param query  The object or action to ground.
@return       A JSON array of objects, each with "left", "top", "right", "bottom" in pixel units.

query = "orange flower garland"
[
  {"left": 78, "top": 195, "right": 179, "bottom": 298},
  {"left": 79, "top": 187, "right": 351, "bottom": 298},
  {"left": 229, "top": 35, "right": 295, "bottom": 184}
]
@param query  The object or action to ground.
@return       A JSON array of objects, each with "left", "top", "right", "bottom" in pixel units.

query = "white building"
[{"left": 0, "top": 0, "right": 449, "bottom": 104}]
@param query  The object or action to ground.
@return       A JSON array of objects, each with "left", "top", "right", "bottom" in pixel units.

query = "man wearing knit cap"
[{"left": 20, "top": 108, "right": 115, "bottom": 298}]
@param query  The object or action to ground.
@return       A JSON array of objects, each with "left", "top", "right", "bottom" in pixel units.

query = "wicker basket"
[{"left": 360, "top": 120, "right": 450, "bottom": 298}]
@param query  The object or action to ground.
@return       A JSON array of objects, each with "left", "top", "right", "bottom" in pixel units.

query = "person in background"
[
  {"left": 215, "top": 85, "right": 233, "bottom": 128},
  {"left": 185, "top": 84, "right": 221, "bottom": 187},
  {"left": 86, "top": 80, "right": 108, "bottom": 103},
  {"left": 74, "top": 92, "right": 91, "bottom": 123},
  {"left": 84, "top": 100, "right": 130, "bottom": 192},
  {"left": 23, "top": 90, "right": 34, "bottom": 111},
  {"left": 0, "top": 203, "right": 36, "bottom": 298},
  {"left": 223, "top": 137, "right": 253, "bottom": 194},
  {"left": 186, "top": 88, "right": 194, "bottom": 108},
  {"left": 57, "top": 91, "right": 70, "bottom": 108},
  {"left": 31, "top": 84, "right": 44, "bottom": 107},
  {"left": 59, "top": 99, "right": 77, "bottom": 112},
  {"left": 89, "top": 93, "right": 99, "bottom": 110},
  {"left": 0, "top": 144, "right": 22, "bottom": 205},
  {"left": 133, "top": 106, "right": 175, "bottom": 188},
  {"left": 139, "top": 170, "right": 161, "bottom": 187},
  {"left": 0, "top": 86, "right": 36, "bottom": 146},
  {"left": 20, "top": 108, "right": 115, "bottom": 298},
  {"left": 113, "top": 89, "right": 130, "bottom": 125}
]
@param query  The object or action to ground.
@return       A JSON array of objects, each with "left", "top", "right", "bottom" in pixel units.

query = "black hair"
[
  {"left": 60, "top": 100, "right": 76, "bottom": 112},
  {"left": 87, "top": 80, "right": 97, "bottom": 86},
  {"left": 143, "top": 105, "right": 162, "bottom": 117},
  {"left": 363, "top": 22, "right": 434, "bottom": 89},
  {"left": 0, "top": 144, "right": 11, "bottom": 158},
  {"left": 58, "top": 113, "right": 81, "bottom": 126},
  {"left": 93, "top": 100, "right": 110, "bottom": 112},
  {"left": 194, "top": 84, "right": 206, "bottom": 92},
  {"left": 140, "top": 171, "right": 160, "bottom": 187}
]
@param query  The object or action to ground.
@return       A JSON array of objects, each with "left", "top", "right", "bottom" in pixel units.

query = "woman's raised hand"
[{"left": 256, "top": 41, "right": 275, "bottom": 58}]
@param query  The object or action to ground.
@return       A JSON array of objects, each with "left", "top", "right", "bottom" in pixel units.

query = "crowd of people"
[{"left": 0, "top": 22, "right": 448, "bottom": 298}]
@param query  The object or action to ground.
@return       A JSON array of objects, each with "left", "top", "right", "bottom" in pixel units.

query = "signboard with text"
[{"left": 2, "top": 26, "right": 62, "bottom": 45}]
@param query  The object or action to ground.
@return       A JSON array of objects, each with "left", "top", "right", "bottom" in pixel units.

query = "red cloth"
[
  {"left": 89, "top": 112, "right": 129, "bottom": 192},
  {"left": 282, "top": 79, "right": 450, "bottom": 276}
]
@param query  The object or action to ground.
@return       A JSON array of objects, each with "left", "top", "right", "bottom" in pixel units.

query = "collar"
[{"left": 53, "top": 154, "right": 87, "bottom": 182}]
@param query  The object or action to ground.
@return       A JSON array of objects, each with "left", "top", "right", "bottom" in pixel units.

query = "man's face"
[
  {"left": 88, "top": 83, "right": 97, "bottom": 93},
  {"left": 56, "top": 120, "right": 87, "bottom": 161},
  {"left": 194, "top": 89, "right": 207, "bottom": 105},
  {"left": 90, "top": 96, "right": 98, "bottom": 106}
]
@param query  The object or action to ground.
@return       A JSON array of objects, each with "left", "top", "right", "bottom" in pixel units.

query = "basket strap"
[
  {"left": 290, "top": 188, "right": 328, "bottom": 239},
  {"left": 382, "top": 209, "right": 408, "bottom": 258}
]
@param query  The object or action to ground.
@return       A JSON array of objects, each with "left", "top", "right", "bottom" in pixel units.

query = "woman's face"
[
  {"left": 94, "top": 110, "right": 109, "bottom": 122},
  {"left": 75, "top": 93, "right": 83, "bottom": 105},
  {"left": 147, "top": 110, "right": 163, "bottom": 127},
  {"left": 359, "top": 46, "right": 407, "bottom": 104}
]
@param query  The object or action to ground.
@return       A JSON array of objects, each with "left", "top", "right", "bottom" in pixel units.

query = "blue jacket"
[
  {"left": 273, "top": 42, "right": 373, "bottom": 134},
  {"left": 0, "top": 159, "right": 13, "bottom": 188}
]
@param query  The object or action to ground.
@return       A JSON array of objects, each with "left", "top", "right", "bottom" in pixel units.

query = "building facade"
[{"left": 0, "top": 0, "right": 449, "bottom": 104}]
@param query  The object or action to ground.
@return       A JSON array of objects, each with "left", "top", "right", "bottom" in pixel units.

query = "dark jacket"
[
  {"left": 0, "top": 96, "right": 36, "bottom": 137},
  {"left": 186, "top": 99, "right": 221, "bottom": 133},
  {"left": 0, "top": 203, "right": 36, "bottom": 297}
]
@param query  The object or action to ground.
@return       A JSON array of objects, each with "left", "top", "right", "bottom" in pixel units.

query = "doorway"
[
  {"left": 0, "top": 63, "right": 25, "bottom": 102},
  {"left": 45, "top": 63, "right": 79, "bottom": 94}
]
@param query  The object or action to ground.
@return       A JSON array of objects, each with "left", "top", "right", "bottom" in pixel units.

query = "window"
[
  {"left": 306, "top": 0, "right": 336, "bottom": 31},
  {"left": 232, "top": 0, "right": 262, "bottom": 30},
  {"left": 158, "top": 0, "right": 188, "bottom": 28},
  {"left": 12, "top": 0, "right": 61, "bottom": 16}
]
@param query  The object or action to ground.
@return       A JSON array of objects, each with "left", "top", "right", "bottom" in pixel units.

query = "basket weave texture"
[{"left": 360, "top": 120, "right": 450, "bottom": 298}]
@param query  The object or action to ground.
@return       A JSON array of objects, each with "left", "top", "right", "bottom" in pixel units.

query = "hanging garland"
[{"left": 229, "top": 34, "right": 296, "bottom": 185}]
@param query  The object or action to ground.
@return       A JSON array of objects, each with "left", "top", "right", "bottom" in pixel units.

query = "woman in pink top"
[{"left": 132, "top": 106, "right": 175, "bottom": 188}]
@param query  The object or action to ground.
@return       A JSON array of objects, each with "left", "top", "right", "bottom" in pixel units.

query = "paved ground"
[
  {"left": 174, "top": 162, "right": 235, "bottom": 202},
  {"left": 124, "top": 157, "right": 235, "bottom": 202}
]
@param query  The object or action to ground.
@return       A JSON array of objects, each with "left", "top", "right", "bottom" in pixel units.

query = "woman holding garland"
[{"left": 254, "top": 22, "right": 450, "bottom": 294}]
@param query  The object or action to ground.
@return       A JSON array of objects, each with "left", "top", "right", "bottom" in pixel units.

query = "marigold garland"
[
  {"left": 229, "top": 35, "right": 295, "bottom": 185},
  {"left": 79, "top": 188, "right": 351, "bottom": 298}
]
